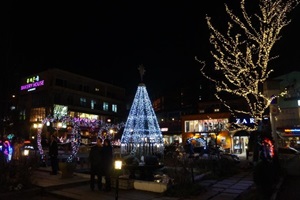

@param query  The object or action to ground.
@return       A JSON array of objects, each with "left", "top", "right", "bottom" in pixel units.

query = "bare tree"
[{"left": 196, "top": 0, "right": 299, "bottom": 131}]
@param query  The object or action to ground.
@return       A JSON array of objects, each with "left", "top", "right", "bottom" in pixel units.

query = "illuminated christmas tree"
[{"left": 120, "top": 65, "right": 164, "bottom": 160}]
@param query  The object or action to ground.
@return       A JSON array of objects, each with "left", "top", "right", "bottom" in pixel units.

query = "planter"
[{"left": 58, "top": 162, "right": 76, "bottom": 178}]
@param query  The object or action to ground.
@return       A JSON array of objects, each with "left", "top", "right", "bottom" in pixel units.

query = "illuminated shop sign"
[
  {"left": 20, "top": 75, "right": 44, "bottom": 92},
  {"left": 285, "top": 129, "right": 300, "bottom": 133},
  {"left": 235, "top": 118, "right": 255, "bottom": 124},
  {"left": 280, "top": 128, "right": 300, "bottom": 137}
]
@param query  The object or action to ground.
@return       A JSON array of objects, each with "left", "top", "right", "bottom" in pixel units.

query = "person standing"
[
  {"left": 12, "top": 137, "right": 24, "bottom": 162},
  {"left": 101, "top": 138, "right": 113, "bottom": 192},
  {"left": 88, "top": 137, "right": 103, "bottom": 191},
  {"left": 49, "top": 134, "right": 59, "bottom": 175}
]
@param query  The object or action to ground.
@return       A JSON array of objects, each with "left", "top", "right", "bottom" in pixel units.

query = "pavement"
[{"left": 0, "top": 157, "right": 256, "bottom": 200}]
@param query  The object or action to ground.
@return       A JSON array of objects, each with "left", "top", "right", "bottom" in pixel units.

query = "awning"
[{"left": 234, "top": 130, "right": 249, "bottom": 137}]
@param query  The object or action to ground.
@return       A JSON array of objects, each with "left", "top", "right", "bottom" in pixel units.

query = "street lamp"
[
  {"left": 32, "top": 123, "right": 43, "bottom": 140},
  {"left": 110, "top": 129, "right": 115, "bottom": 140},
  {"left": 23, "top": 149, "right": 30, "bottom": 157},
  {"left": 114, "top": 160, "right": 122, "bottom": 200}
]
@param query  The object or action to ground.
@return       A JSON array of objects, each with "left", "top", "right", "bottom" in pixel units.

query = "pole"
[{"left": 115, "top": 175, "right": 119, "bottom": 200}]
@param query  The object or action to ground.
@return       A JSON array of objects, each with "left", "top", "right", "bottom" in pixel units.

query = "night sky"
[{"left": 3, "top": 1, "right": 300, "bottom": 97}]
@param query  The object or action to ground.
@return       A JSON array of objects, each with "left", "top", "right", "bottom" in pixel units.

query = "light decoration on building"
[
  {"left": 196, "top": 0, "right": 299, "bottom": 132},
  {"left": 120, "top": 83, "right": 164, "bottom": 158},
  {"left": 40, "top": 116, "right": 82, "bottom": 163},
  {"left": 39, "top": 116, "right": 124, "bottom": 162},
  {"left": 97, "top": 121, "right": 125, "bottom": 140}
]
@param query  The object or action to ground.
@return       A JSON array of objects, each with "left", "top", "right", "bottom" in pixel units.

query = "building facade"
[
  {"left": 18, "top": 68, "right": 126, "bottom": 143},
  {"left": 264, "top": 71, "right": 300, "bottom": 148}
]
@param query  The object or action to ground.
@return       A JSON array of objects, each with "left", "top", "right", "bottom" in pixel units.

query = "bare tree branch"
[{"left": 197, "top": 0, "right": 299, "bottom": 131}]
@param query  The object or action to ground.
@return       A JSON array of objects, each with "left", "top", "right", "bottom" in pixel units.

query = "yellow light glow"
[
  {"left": 23, "top": 149, "right": 29, "bottom": 156},
  {"left": 114, "top": 160, "right": 122, "bottom": 170}
]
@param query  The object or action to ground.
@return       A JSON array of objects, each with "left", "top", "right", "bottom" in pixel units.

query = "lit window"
[
  {"left": 80, "top": 98, "right": 87, "bottom": 107},
  {"left": 103, "top": 102, "right": 109, "bottom": 111},
  {"left": 112, "top": 104, "right": 117, "bottom": 112},
  {"left": 91, "top": 100, "right": 96, "bottom": 109}
]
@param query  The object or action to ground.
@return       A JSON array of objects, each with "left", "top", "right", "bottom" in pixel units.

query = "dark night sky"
[{"left": 2, "top": 1, "right": 300, "bottom": 97}]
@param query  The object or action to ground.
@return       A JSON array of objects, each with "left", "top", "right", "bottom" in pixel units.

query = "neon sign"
[{"left": 20, "top": 75, "right": 44, "bottom": 92}]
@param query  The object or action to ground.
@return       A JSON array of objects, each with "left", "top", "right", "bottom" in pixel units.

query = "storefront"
[
  {"left": 181, "top": 113, "right": 232, "bottom": 152},
  {"left": 162, "top": 132, "right": 182, "bottom": 145},
  {"left": 277, "top": 127, "right": 300, "bottom": 149},
  {"left": 232, "top": 130, "right": 249, "bottom": 154}
]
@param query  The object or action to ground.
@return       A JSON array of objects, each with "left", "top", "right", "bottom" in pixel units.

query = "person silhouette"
[
  {"left": 89, "top": 137, "right": 103, "bottom": 191},
  {"left": 100, "top": 138, "right": 113, "bottom": 192},
  {"left": 49, "top": 134, "right": 58, "bottom": 175}
]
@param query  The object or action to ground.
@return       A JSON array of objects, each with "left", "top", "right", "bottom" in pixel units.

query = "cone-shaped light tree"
[{"left": 120, "top": 65, "right": 164, "bottom": 160}]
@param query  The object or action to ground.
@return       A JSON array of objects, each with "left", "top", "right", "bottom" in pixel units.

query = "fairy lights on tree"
[
  {"left": 41, "top": 116, "right": 82, "bottom": 163},
  {"left": 120, "top": 65, "right": 164, "bottom": 159},
  {"left": 39, "top": 116, "right": 124, "bottom": 163},
  {"left": 196, "top": 0, "right": 299, "bottom": 131}
]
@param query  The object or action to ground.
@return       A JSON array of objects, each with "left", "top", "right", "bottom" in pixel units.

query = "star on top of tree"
[{"left": 138, "top": 64, "right": 146, "bottom": 83}]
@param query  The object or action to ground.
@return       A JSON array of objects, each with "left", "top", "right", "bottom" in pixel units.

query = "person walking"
[
  {"left": 49, "top": 134, "right": 59, "bottom": 175},
  {"left": 88, "top": 137, "right": 103, "bottom": 191},
  {"left": 100, "top": 138, "right": 113, "bottom": 192}
]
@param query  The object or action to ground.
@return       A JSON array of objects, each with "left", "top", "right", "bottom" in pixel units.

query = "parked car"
[
  {"left": 278, "top": 146, "right": 300, "bottom": 176},
  {"left": 196, "top": 148, "right": 240, "bottom": 163},
  {"left": 277, "top": 146, "right": 300, "bottom": 160},
  {"left": 220, "top": 152, "right": 240, "bottom": 163}
]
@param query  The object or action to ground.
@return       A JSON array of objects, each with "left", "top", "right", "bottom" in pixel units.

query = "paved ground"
[
  {"left": 275, "top": 175, "right": 300, "bottom": 200},
  {"left": 1, "top": 158, "right": 255, "bottom": 200}
]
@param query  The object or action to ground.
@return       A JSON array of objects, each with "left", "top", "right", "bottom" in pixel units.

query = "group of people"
[
  {"left": 89, "top": 137, "right": 113, "bottom": 192},
  {"left": 48, "top": 135, "right": 114, "bottom": 192}
]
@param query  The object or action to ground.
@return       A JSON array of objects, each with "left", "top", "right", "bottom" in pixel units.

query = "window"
[
  {"left": 55, "top": 78, "right": 67, "bottom": 87},
  {"left": 30, "top": 107, "right": 46, "bottom": 122},
  {"left": 67, "top": 96, "right": 74, "bottom": 105},
  {"left": 112, "top": 104, "right": 117, "bottom": 112},
  {"left": 19, "top": 109, "right": 26, "bottom": 121},
  {"left": 199, "top": 109, "right": 205, "bottom": 113},
  {"left": 103, "top": 102, "right": 109, "bottom": 111},
  {"left": 184, "top": 119, "right": 228, "bottom": 133},
  {"left": 91, "top": 100, "right": 96, "bottom": 109},
  {"left": 80, "top": 98, "right": 87, "bottom": 107}
]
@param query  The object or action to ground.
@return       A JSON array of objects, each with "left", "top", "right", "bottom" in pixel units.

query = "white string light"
[
  {"left": 196, "top": 0, "right": 299, "bottom": 131},
  {"left": 120, "top": 83, "right": 164, "bottom": 158}
]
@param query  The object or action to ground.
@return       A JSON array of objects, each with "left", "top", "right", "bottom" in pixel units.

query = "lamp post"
[
  {"left": 33, "top": 123, "right": 43, "bottom": 160},
  {"left": 32, "top": 123, "right": 42, "bottom": 141},
  {"left": 114, "top": 160, "right": 122, "bottom": 200},
  {"left": 110, "top": 129, "right": 114, "bottom": 140}
]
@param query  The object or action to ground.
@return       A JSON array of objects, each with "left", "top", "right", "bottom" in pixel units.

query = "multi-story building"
[
  {"left": 264, "top": 71, "right": 300, "bottom": 148},
  {"left": 153, "top": 78, "right": 207, "bottom": 145},
  {"left": 17, "top": 68, "right": 126, "bottom": 143},
  {"left": 164, "top": 80, "right": 254, "bottom": 154},
  {"left": 181, "top": 98, "right": 254, "bottom": 155}
]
